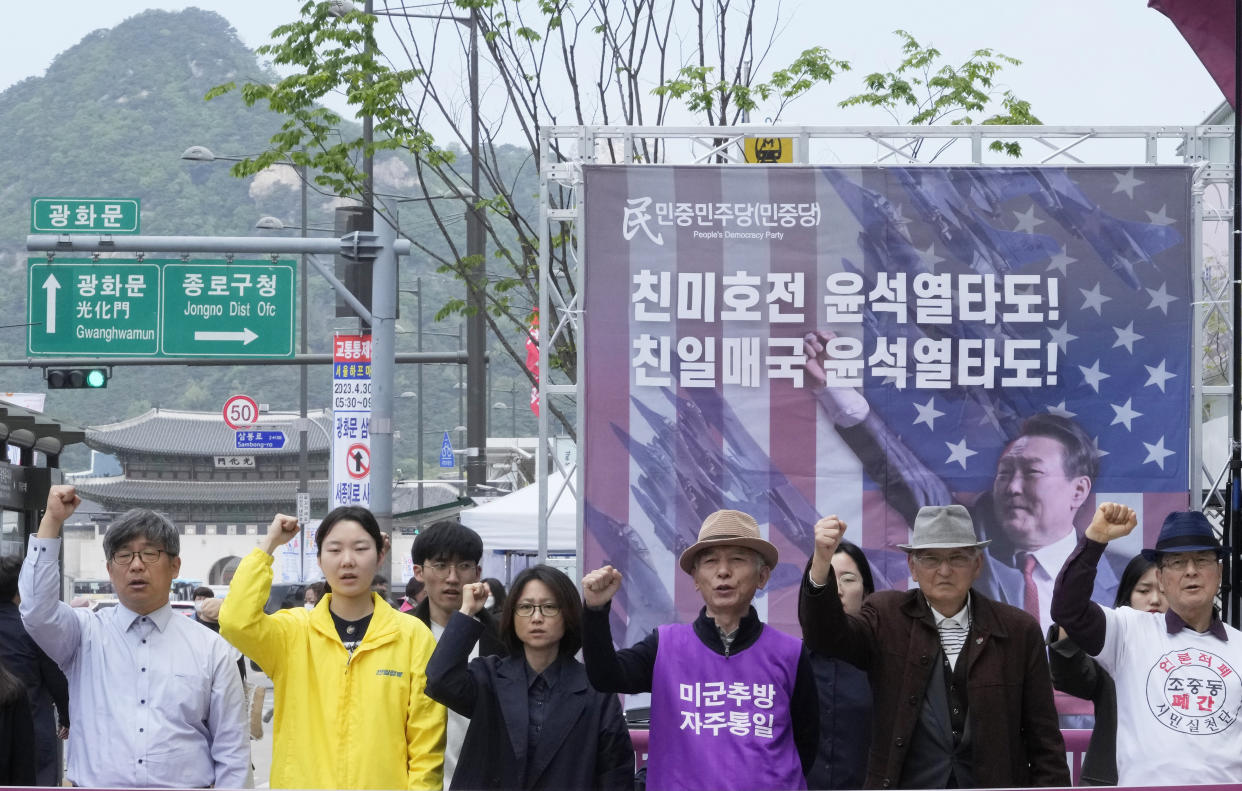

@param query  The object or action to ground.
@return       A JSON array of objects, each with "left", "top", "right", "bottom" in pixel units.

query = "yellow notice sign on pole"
[{"left": 743, "top": 137, "right": 793, "bottom": 163}]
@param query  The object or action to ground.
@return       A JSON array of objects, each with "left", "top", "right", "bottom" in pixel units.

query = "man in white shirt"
[
  {"left": 409, "top": 519, "right": 505, "bottom": 789},
  {"left": 19, "top": 484, "right": 249, "bottom": 788},
  {"left": 1052, "top": 505, "right": 1242, "bottom": 785}
]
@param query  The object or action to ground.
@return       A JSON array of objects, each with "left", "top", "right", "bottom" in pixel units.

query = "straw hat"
[{"left": 678, "top": 510, "right": 779, "bottom": 574}]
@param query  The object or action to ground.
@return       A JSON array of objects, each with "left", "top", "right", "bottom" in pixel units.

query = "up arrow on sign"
[{"left": 42, "top": 273, "right": 61, "bottom": 334}]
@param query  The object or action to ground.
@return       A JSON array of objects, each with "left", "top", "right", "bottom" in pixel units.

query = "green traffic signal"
[{"left": 46, "top": 368, "right": 109, "bottom": 390}]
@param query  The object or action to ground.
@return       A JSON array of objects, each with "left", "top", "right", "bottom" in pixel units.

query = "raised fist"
[
  {"left": 264, "top": 513, "right": 301, "bottom": 553},
  {"left": 582, "top": 566, "right": 623, "bottom": 608},
  {"left": 461, "top": 581, "right": 488, "bottom": 616},
  {"left": 44, "top": 485, "right": 81, "bottom": 524},
  {"left": 814, "top": 516, "right": 847, "bottom": 563},
  {"left": 1084, "top": 502, "right": 1138, "bottom": 544}
]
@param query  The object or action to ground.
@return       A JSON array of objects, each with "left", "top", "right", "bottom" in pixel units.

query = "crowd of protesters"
[{"left": 5, "top": 482, "right": 1238, "bottom": 789}]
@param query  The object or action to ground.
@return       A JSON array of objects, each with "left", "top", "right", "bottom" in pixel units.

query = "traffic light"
[{"left": 47, "top": 368, "right": 108, "bottom": 389}]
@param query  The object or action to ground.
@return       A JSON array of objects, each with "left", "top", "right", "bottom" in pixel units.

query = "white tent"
[{"left": 460, "top": 471, "right": 577, "bottom": 552}]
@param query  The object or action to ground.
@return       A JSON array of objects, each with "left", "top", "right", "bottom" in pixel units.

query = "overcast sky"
[{"left": 0, "top": 1, "right": 1229, "bottom": 132}]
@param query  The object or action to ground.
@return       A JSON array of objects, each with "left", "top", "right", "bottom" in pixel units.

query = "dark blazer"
[
  {"left": 0, "top": 688, "right": 36, "bottom": 786},
  {"left": 799, "top": 568, "right": 1069, "bottom": 789},
  {"left": 412, "top": 597, "right": 507, "bottom": 657},
  {"left": 1048, "top": 630, "right": 1117, "bottom": 785},
  {"left": 426, "top": 612, "right": 635, "bottom": 791},
  {"left": 0, "top": 601, "right": 69, "bottom": 786}
]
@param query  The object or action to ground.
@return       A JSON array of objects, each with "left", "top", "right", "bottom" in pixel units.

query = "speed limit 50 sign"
[{"left": 223, "top": 394, "right": 259, "bottom": 430}]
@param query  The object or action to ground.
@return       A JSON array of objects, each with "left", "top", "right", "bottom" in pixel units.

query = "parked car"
[{"left": 264, "top": 583, "right": 310, "bottom": 615}]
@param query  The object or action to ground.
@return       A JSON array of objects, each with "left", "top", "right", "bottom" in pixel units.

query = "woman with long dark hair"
[
  {"left": 0, "top": 661, "right": 35, "bottom": 785},
  {"left": 426, "top": 564, "right": 634, "bottom": 790},
  {"left": 805, "top": 540, "right": 875, "bottom": 790},
  {"left": 220, "top": 508, "right": 444, "bottom": 789}
]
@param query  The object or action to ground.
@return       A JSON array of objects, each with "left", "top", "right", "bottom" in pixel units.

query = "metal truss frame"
[{"left": 535, "top": 124, "right": 1234, "bottom": 598}]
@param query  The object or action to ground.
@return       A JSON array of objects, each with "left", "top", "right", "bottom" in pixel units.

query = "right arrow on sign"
[
  {"left": 194, "top": 328, "right": 259, "bottom": 345},
  {"left": 42, "top": 274, "right": 60, "bottom": 334}
]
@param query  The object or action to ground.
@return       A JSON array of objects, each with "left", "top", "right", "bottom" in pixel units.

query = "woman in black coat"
[
  {"left": 426, "top": 564, "right": 634, "bottom": 791},
  {"left": 0, "top": 661, "right": 36, "bottom": 785}
]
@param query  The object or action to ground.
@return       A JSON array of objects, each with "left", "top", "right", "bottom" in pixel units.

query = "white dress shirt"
[
  {"left": 19, "top": 537, "right": 249, "bottom": 788},
  {"left": 1016, "top": 528, "right": 1078, "bottom": 633}
]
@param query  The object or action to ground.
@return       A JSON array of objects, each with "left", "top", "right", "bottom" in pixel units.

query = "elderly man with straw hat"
[
  {"left": 582, "top": 509, "right": 819, "bottom": 791},
  {"left": 800, "top": 505, "right": 1068, "bottom": 789},
  {"left": 1052, "top": 505, "right": 1242, "bottom": 785}
]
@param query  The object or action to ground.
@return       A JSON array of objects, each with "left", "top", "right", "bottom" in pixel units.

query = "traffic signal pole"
[{"left": 29, "top": 221, "right": 410, "bottom": 584}]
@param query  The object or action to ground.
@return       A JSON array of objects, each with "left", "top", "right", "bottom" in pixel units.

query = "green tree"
[
  {"left": 209, "top": 3, "right": 1037, "bottom": 438},
  {"left": 839, "top": 29, "right": 1039, "bottom": 160}
]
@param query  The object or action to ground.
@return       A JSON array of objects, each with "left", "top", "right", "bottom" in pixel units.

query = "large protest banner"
[{"left": 582, "top": 165, "right": 1192, "bottom": 643}]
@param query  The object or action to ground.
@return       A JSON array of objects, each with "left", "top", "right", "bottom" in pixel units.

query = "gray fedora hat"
[{"left": 896, "top": 504, "right": 991, "bottom": 552}]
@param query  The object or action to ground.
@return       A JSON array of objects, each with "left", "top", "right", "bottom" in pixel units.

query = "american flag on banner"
[{"left": 581, "top": 165, "right": 1192, "bottom": 641}]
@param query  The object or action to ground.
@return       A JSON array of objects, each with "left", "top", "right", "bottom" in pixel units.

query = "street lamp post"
[
  {"left": 183, "top": 144, "right": 315, "bottom": 578},
  {"left": 333, "top": 0, "right": 486, "bottom": 495}
]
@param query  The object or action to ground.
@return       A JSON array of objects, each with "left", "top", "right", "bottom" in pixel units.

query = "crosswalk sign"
[{"left": 439, "top": 432, "right": 455, "bottom": 468}]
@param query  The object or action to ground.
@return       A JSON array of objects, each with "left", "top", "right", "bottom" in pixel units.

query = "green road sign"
[
  {"left": 27, "top": 258, "right": 295, "bottom": 358},
  {"left": 161, "top": 261, "right": 295, "bottom": 357},
  {"left": 28, "top": 261, "right": 160, "bottom": 356},
  {"left": 31, "top": 198, "right": 140, "bottom": 234}
]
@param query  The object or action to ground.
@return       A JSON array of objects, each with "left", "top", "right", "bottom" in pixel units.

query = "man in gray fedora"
[
  {"left": 582, "top": 509, "right": 819, "bottom": 791},
  {"left": 800, "top": 505, "right": 1068, "bottom": 789}
]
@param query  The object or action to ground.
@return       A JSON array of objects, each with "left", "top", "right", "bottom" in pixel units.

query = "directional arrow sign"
[
  {"left": 194, "top": 328, "right": 259, "bottom": 345},
  {"left": 28, "top": 260, "right": 161, "bottom": 356},
  {"left": 28, "top": 258, "right": 293, "bottom": 358},
  {"left": 162, "top": 261, "right": 294, "bottom": 357},
  {"left": 42, "top": 273, "right": 60, "bottom": 334}
]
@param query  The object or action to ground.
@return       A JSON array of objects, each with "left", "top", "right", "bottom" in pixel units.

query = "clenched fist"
[
  {"left": 461, "top": 581, "right": 489, "bottom": 616},
  {"left": 1084, "top": 502, "right": 1138, "bottom": 544},
  {"left": 809, "top": 516, "right": 847, "bottom": 587},
  {"left": 38, "top": 485, "right": 81, "bottom": 538},
  {"left": 582, "top": 566, "right": 623, "bottom": 608},
  {"left": 263, "top": 513, "right": 301, "bottom": 555}
]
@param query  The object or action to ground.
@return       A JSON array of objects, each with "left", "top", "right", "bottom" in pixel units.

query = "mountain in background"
[{"left": 0, "top": 8, "right": 535, "bottom": 475}]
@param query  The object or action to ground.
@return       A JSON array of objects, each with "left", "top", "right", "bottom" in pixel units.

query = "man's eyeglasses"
[
  {"left": 111, "top": 548, "right": 167, "bottom": 565},
  {"left": 912, "top": 552, "right": 976, "bottom": 570},
  {"left": 515, "top": 603, "right": 561, "bottom": 618},
  {"left": 1161, "top": 554, "right": 1219, "bottom": 572},
  {"left": 424, "top": 560, "right": 477, "bottom": 576}
]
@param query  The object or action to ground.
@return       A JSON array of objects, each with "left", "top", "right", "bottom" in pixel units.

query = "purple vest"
[{"left": 648, "top": 622, "right": 807, "bottom": 791}]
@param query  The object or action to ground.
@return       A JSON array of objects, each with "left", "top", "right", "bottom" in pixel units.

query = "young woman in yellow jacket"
[{"left": 220, "top": 507, "right": 444, "bottom": 790}]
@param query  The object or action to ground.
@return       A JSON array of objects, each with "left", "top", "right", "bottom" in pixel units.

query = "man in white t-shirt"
[
  {"left": 409, "top": 520, "right": 505, "bottom": 788},
  {"left": 1052, "top": 504, "right": 1242, "bottom": 786}
]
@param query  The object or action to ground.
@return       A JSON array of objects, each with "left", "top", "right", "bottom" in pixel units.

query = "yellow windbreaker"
[{"left": 220, "top": 549, "right": 445, "bottom": 790}]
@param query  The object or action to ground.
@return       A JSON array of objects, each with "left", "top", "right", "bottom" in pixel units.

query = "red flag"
[
  {"left": 524, "top": 311, "right": 540, "bottom": 417},
  {"left": 1149, "top": 0, "right": 1237, "bottom": 108}
]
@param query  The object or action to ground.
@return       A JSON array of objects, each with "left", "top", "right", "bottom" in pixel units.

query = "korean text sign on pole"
[
  {"left": 332, "top": 335, "right": 372, "bottom": 508},
  {"left": 31, "top": 198, "right": 140, "bottom": 234},
  {"left": 580, "top": 165, "right": 1194, "bottom": 641}
]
